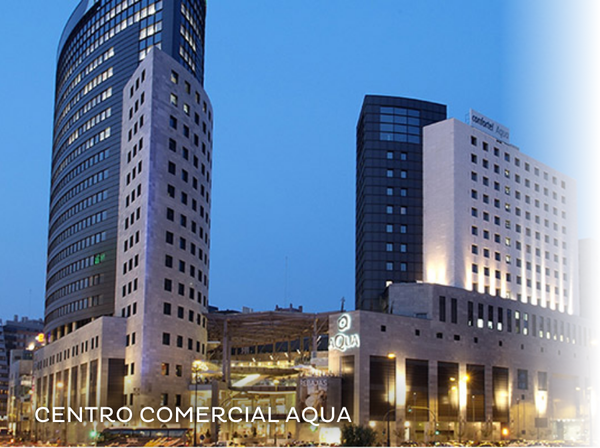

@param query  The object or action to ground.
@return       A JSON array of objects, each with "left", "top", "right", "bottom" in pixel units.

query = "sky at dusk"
[{"left": 0, "top": 1, "right": 597, "bottom": 320}]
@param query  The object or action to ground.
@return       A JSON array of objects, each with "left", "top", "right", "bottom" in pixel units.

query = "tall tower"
[
  {"left": 355, "top": 96, "right": 446, "bottom": 311},
  {"left": 34, "top": 0, "right": 212, "bottom": 440},
  {"left": 46, "top": 0, "right": 206, "bottom": 341}
]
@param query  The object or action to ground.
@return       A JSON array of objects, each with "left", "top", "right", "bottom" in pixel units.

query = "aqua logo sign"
[{"left": 329, "top": 314, "right": 360, "bottom": 352}]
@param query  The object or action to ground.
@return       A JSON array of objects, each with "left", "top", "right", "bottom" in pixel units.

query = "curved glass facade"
[{"left": 46, "top": 0, "right": 206, "bottom": 338}]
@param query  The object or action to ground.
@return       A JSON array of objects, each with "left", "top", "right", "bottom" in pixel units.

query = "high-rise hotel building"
[
  {"left": 34, "top": 0, "right": 212, "bottom": 440},
  {"left": 355, "top": 96, "right": 446, "bottom": 311},
  {"left": 342, "top": 97, "right": 594, "bottom": 443},
  {"left": 423, "top": 115, "right": 579, "bottom": 315}
]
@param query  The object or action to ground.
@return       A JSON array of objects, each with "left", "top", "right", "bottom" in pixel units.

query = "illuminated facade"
[
  {"left": 33, "top": 0, "right": 211, "bottom": 443},
  {"left": 350, "top": 99, "right": 594, "bottom": 444},
  {"left": 423, "top": 116, "right": 579, "bottom": 315},
  {"left": 46, "top": 0, "right": 206, "bottom": 341},
  {"left": 329, "top": 287, "right": 596, "bottom": 443}
]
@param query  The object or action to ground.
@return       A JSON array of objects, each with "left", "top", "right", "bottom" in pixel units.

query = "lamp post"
[{"left": 387, "top": 353, "right": 396, "bottom": 447}]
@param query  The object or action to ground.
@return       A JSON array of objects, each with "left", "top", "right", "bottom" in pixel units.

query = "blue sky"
[{"left": 0, "top": 1, "right": 596, "bottom": 320}]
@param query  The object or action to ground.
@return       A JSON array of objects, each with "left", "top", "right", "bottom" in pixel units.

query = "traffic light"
[{"left": 407, "top": 405, "right": 412, "bottom": 413}]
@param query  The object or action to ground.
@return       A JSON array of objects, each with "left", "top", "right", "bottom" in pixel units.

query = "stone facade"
[{"left": 328, "top": 283, "right": 595, "bottom": 443}]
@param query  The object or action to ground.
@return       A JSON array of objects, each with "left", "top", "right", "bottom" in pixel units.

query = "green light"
[
  {"left": 90, "top": 430, "right": 97, "bottom": 438},
  {"left": 94, "top": 253, "right": 106, "bottom": 265}
]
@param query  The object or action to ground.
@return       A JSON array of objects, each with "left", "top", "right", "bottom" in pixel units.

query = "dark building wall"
[
  {"left": 355, "top": 96, "right": 447, "bottom": 311},
  {"left": 45, "top": 0, "right": 206, "bottom": 337}
]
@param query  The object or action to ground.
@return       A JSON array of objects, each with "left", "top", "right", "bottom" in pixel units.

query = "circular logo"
[{"left": 337, "top": 314, "right": 351, "bottom": 332}]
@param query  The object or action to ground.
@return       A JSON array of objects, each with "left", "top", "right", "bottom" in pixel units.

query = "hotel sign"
[
  {"left": 469, "top": 109, "right": 510, "bottom": 144},
  {"left": 329, "top": 314, "right": 360, "bottom": 352}
]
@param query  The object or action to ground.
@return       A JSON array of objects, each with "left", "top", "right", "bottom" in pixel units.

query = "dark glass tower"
[
  {"left": 355, "top": 96, "right": 447, "bottom": 311},
  {"left": 46, "top": 0, "right": 206, "bottom": 340}
]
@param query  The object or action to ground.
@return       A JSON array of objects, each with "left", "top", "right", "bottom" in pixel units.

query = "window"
[
  {"left": 439, "top": 296, "right": 446, "bottom": 322},
  {"left": 517, "top": 369, "right": 528, "bottom": 390},
  {"left": 169, "top": 116, "right": 177, "bottom": 129},
  {"left": 171, "top": 71, "right": 179, "bottom": 84},
  {"left": 386, "top": 169, "right": 393, "bottom": 178},
  {"left": 164, "top": 278, "right": 172, "bottom": 291},
  {"left": 162, "top": 333, "right": 170, "bottom": 345},
  {"left": 451, "top": 298, "right": 458, "bottom": 324},
  {"left": 161, "top": 363, "right": 170, "bottom": 376},
  {"left": 170, "top": 93, "right": 178, "bottom": 106},
  {"left": 163, "top": 302, "right": 172, "bottom": 315},
  {"left": 386, "top": 262, "right": 393, "bottom": 271},
  {"left": 176, "top": 335, "right": 183, "bottom": 348}
]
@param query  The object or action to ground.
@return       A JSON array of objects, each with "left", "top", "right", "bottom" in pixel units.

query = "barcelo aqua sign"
[{"left": 328, "top": 314, "right": 360, "bottom": 352}]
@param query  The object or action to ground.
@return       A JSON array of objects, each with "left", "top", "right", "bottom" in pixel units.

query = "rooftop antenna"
[{"left": 340, "top": 296, "right": 345, "bottom": 312}]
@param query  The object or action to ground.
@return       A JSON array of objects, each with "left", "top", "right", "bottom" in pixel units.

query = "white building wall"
[
  {"left": 115, "top": 48, "right": 212, "bottom": 422},
  {"left": 424, "top": 118, "right": 579, "bottom": 316}
]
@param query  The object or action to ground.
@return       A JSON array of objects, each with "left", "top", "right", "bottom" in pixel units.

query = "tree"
[{"left": 341, "top": 423, "right": 378, "bottom": 447}]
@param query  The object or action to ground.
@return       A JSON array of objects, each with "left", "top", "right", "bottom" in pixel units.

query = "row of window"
[
  {"left": 51, "top": 148, "right": 109, "bottom": 203},
  {"left": 49, "top": 190, "right": 108, "bottom": 239},
  {"left": 455, "top": 298, "right": 591, "bottom": 345},
  {"left": 470, "top": 135, "right": 567, "bottom": 189},
  {"left": 45, "top": 295, "right": 101, "bottom": 323},
  {"left": 51, "top": 169, "right": 108, "bottom": 216},
  {"left": 53, "top": 123, "right": 111, "bottom": 180},
  {"left": 470, "top": 169, "right": 567, "bottom": 215},
  {"left": 47, "top": 252, "right": 106, "bottom": 289},
  {"left": 57, "top": 47, "right": 114, "bottom": 108},
  {"left": 56, "top": 83, "right": 113, "bottom": 146},
  {"left": 162, "top": 302, "right": 206, "bottom": 327},
  {"left": 163, "top": 275, "right": 207, "bottom": 302},
  {"left": 161, "top": 332, "right": 205, "bottom": 354},
  {"left": 470, "top": 207, "right": 568, "bottom": 248},
  {"left": 53, "top": 125, "right": 111, "bottom": 187},
  {"left": 58, "top": 67, "right": 113, "bottom": 129},
  {"left": 46, "top": 274, "right": 102, "bottom": 306},
  {"left": 178, "top": 3, "right": 201, "bottom": 74},
  {"left": 169, "top": 68, "right": 213, "bottom": 122},
  {"left": 57, "top": 0, "right": 163, "bottom": 102},
  {"left": 48, "top": 210, "right": 107, "bottom": 255},
  {"left": 48, "top": 231, "right": 107, "bottom": 271},
  {"left": 35, "top": 335, "right": 100, "bottom": 370},
  {"left": 164, "top": 254, "right": 207, "bottom": 289}
]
